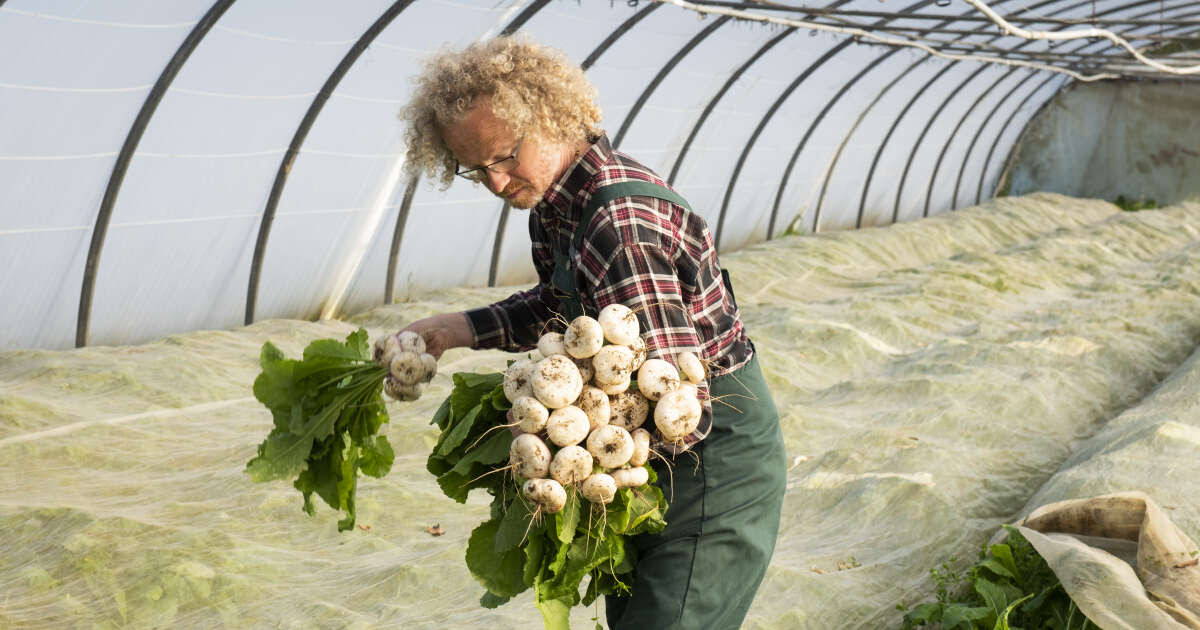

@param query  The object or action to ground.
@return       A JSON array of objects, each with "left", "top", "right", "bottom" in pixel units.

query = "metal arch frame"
[
  {"left": 76, "top": 0, "right": 235, "bottom": 348},
  {"left": 384, "top": 173, "right": 420, "bottom": 304},
  {"left": 501, "top": 0, "right": 552, "bottom": 36},
  {"left": 712, "top": 0, "right": 943, "bottom": 252},
  {"left": 667, "top": 25, "right": 797, "bottom": 185},
  {"left": 903, "top": 0, "right": 1193, "bottom": 221},
  {"left": 855, "top": 0, "right": 1092, "bottom": 226},
  {"left": 487, "top": 2, "right": 661, "bottom": 287},
  {"left": 977, "top": 77, "right": 1071, "bottom": 201},
  {"left": 981, "top": 14, "right": 1200, "bottom": 200},
  {"left": 950, "top": 0, "right": 1200, "bottom": 209},
  {"left": 772, "top": 0, "right": 1031, "bottom": 236},
  {"left": 244, "top": 0, "right": 416, "bottom": 325},
  {"left": 611, "top": 15, "right": 731, "bottom": 149},
  {"left": 772, "top": 0, "right": 1036, "bottom": 232}
]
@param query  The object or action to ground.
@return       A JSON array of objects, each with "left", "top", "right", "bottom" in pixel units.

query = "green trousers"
[{"left": 606, "top": 351, "right": 787, "bottom": 629}]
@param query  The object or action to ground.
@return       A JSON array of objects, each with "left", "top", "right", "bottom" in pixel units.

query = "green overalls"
[{"left": 549, "top": 182, "right": 788, "bottom": 629}]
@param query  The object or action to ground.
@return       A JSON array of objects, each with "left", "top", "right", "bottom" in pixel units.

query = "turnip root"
[
  {"left": 390, "top": 351, "right": 426, "bottom": 386},
  {"left": 419, "top": 353, "right": 438, "bottom": 382},
  {"left": 611, "top": 466, "right": 649, "bottom": 489},
  {"left": 637, "top": 358, "right": 680, "bottom": 401},
  {"left": 677, "top": 381, "right": 700, "bottom": 399},
  {"left": 383, "top": 376, "right": 421, "bottom": 402},
  {"left": 546, "top": 406, "right": 590, "bottom": 447},
  {"left": 677, "top": 351, "right": 705, "bottom": 384},
  {"left": 591, "top": 345, "right": 636, "bottom": 385},
  {"left": 397, "top": 330, "right": 426, "bottom": 355},
  {"left": 523, "top": 478, "right": 567, "bottom": 514},
  {"left": 654, "top": 388, "right": 702, "bottom": 442},
  {"left": 629, "top": 428, "right": 651, "bottom": 467},
  {"left": 587, "top": 424, "right": 634, "bottom": 469},
  {"left": 549, "top": 445, "right": 593, "bottom": 486},
  {"left": 512, "top": 396, "right": 549, "bottom": 434},
  {"left": 581, "top": 473, "right": 617, "bottom": 505},
  {"left": 597, "top": 303, "right": 639, "bottom": 346},
  {"left": 629, "top": 336, "right": 647, "bottom": 371},
  {"left": 596, "top": 375, "right": 631, "bottom": 396},
  {"left": 503, "top": 358, "right": 536, "bottom": 403},
  {"left": 531, "top": 355, "right": 583, "bottom": 409},
  {"left": 537, "top": 332, "right": 566, "bottom": 358},
  {"left": 510, "top": 433, "right": 551, "bottom": 479},
  {"left": 563, "top": 315, "right": 604, "bottom": 359},
  {"left": 609, "top": 389, "right": 649, "bottom": 431},
  {"left": 574, "top": 386, "right": 611, "bottom": 430},
  {"left": 373, "top": 334, "right": 401, "bottom": 366},
  {"left": 572, "top": 356, "right": 595, "bottom": 384}
]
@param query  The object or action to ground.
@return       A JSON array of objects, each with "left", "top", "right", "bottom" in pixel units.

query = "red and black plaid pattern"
[{"left": 465, "top": 135, "right": 754, "bottom": 445}]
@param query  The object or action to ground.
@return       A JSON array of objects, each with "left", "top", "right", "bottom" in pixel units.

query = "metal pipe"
[
  {"left": 384, "top": 174, "right": 420, "bottom": 304},
  {"left": 246, "top": 0, "right": 417, "bottom": 325},
  {"left": 77, "top": 0, "right": 235, "bottom": 347}
]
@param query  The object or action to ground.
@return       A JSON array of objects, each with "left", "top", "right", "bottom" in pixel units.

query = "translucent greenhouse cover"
[
  {"left": 5, "top": 0, "right": 1146, "bottom": 352},
  {"left": 2, "top": 194, "right": 1199, "bottom": 628}
]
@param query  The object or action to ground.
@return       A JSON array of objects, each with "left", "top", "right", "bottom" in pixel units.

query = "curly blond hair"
[{"left": 400, "top": 35, "right": 603, "bottom": 189}]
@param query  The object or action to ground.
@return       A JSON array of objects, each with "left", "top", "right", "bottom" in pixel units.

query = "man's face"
[{"left": 440, "top": 97, "right": 568, "bottom": 209}]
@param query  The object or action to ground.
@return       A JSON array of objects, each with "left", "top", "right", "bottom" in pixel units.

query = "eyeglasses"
[{"left": 454, "top": 136, "right": 524, "bottom": 183}]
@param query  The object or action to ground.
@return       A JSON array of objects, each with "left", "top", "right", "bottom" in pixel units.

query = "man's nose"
[{"left": 484, "top": 169, "right": 510, "bottom": 193}]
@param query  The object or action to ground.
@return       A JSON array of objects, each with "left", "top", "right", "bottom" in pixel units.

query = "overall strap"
[{"left": 550, "top": 181, "right": 704, "bottom": 319}]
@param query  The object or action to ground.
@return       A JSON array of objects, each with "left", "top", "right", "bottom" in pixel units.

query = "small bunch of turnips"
[
  {"left": 374, "top": 331, "right": 438, "bottom": 401},
  {"left": 504, "top": 303, "right": 708, "bottom": 515}
]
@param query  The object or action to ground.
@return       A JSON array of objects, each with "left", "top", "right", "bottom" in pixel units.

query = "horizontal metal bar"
[{"left": 690, "top": 1, "right": 1200, "bottom": 27}]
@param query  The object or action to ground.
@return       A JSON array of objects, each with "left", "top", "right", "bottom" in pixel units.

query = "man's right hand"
[{"left": 395, "top": 312, "right": 473, "bottom": 360}]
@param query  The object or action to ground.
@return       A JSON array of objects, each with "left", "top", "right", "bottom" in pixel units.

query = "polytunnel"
[{"left": 3, "top": 1, "right": 1200, "bottom": 629}]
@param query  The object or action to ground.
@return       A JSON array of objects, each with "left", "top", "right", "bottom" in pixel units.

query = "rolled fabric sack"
[{"left": 1015, "top": 491, "right": 1200, "bottom": 630}]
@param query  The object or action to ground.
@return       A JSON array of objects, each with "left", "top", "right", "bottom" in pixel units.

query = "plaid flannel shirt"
[{"left": 465, "top": 134, "right": 753, "bottom": 446}]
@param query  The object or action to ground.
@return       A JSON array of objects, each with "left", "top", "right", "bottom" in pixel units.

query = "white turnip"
[
  {"left": 537, "top": 332, "right": 566, "bottom": 358},
  {"left": 629, "top": 336, "right": 647, "bottom": 371},
  {"left": 397, "top": 330, "right": 426, "bottom": 355},
  {"left": 390, "top": 351, "right": 426, "bottom": 386},
  {"left": 523, "top": 478, "right": 567, "bottom": 514},
  {"left": 510, "top": 433, "right": 551, "bottom": 480},
  {"left": 596, "top": 375, "right": 631, "bottom": 396},
  {"left": 572, "top": 356, "right": 595, "bottom": 384},
  {"left": 531, "top": 354, "right": 583, "bottom": 409},
  {"left": 611, "top": 466, "right": 649, "bottom": 489},
  {"left": 512, "top": 396, "right": 549, "bottom": 434},
  {"left": 383, "top": 376, "right": 421, "bottom": 402},
  {"left": 587, "top": 424, "right": 634, "bottom": 469},
  {"left": 563, "top": 315, "right": 604, "bottom": 359},
  {"left": 574, "top": 386, "right": 611, "bottom": 430},
  {"left": 591, "top": 344, "right": 636, "bottom": 385},
  {"left": 628, "top": 428, "right": 651, "bottom": 467},
  {"left": 637, "top": 358, "right": 680, "bottom": 402},
  {"left": 419, "top": 353, "right": 438, "bottom": 382},
  {"left": 608, "top": 389, "right": 649, "bottom": 431},
  {"left": 581, "top": 473, "right": 617, "bottom": 505},
  {"left": 546, "top": 406, "right": 590, "bottom": 447},
  {"left": 677, "top": 351, "right": 705, "bottom": 384},
  {"left": 597, "top": 303, "right": 639, "bottom": 346},
  {"left": 503, "top": 358, "right": 536, "bottom": 403},
  {"left": 549, "top": 445, "right": 593, "bottom": 486},
  {"left": 654, "top": 388, "right": 702, "bottom": 442},
  {"left": 373, "top": 334, "right": 401, "bottom": 367}
]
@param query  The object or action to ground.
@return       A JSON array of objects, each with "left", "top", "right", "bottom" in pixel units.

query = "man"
[{"left": 391, "top": 35, "right": 786, "bottom": 629}]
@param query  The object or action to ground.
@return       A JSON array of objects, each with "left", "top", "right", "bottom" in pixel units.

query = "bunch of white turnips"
[
  {"left": 375, "top": 331, "right": 439, "bottom": 401},
  {"left": 505, "top": 303, "right": 707, "bottom": 515}
]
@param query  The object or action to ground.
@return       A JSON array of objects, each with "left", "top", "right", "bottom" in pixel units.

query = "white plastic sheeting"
[
  {"left": 3, "top": 0, "right": 1198, "bottom": 353},
  {"left": 2, "top": 194, "right": 1199, "bottom": 628}
]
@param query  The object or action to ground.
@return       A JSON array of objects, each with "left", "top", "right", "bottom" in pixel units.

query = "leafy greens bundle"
[
  {"left": 245, "top": 329, "right": 394, "bottom": 531},
  {"left": 428, "top": 371, "right": 669, "bottom": 630}
]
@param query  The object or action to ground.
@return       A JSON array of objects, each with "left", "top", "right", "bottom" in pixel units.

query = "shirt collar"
[{"left": 538, "top": 133, "right": 613, "bottom": 219}]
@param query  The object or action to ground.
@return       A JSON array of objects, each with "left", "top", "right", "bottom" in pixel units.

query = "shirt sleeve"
[{"left": 463, "top": 210, "right": 562, "bottom": 352}]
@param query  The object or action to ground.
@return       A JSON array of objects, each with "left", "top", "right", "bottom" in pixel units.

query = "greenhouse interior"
[{"left": 2, "top": 0, "right": 1199, "bottom": 628}]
